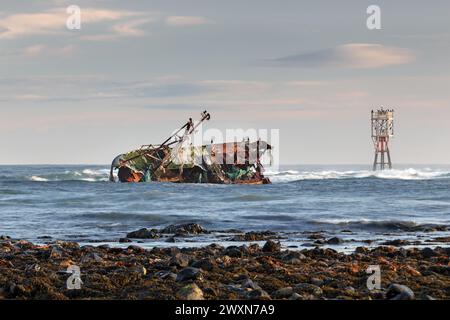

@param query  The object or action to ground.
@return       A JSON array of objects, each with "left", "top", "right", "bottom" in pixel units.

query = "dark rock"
[
  {"left": 160, "top": 223, "right": 208, "bottom": 235},
  {"left": 224, "top": 246, "right": 243, "bottom": 258},
  {"left": 262, "top": 240, "right": 281, "bottom": 252},
  {"left": 309, "top": 278, "right": 323, "bottom": 286},
  {"left": 0, "top": 235, "right": 11, "bottom": 240},
  {"left": 127, "top": 245, "right": 145, "bottom": 253},
  {"left": 119, "top": 238, "right": 132, "bottom": 243},
  {"left": 246, "top": 288, "right": 271, "bottom": 300},
  {"left": 294, "top": 283, "right": 323, "bottom": 296},
  {"left": 240, "top": 278, "right": 261, "bottom": 290},
  {"left": 155, "top": 270, "right": 177, "bottom": 281},
  {"left": 230, "top": 231, "right": 276, "bottom": 241},
  {"left": 289, "top": 293, "right": 302, "bottom": 300},
  {"left": 355, "top": 246, "right": 369, "bottom": 254},
  {"left": 326, "top": 237, "right": 344, "bottom": 245},
  {"left": 169, "top": 253, "right": 190, "bottom": 268},
  {"left": 81, "top": 252, "right": 103, "bottom": 263},
  {"left": 49, "top": 246, "right": 64, "bottom": 258},
  {"left": 191, "top": 258, "right": 215, "bottom": 271},
  {"left": 126, "top": 228, "right": 159, "bottom": 239},
  {"left": 386, "top": 284, "right": 415, "bottom": 300},
  {"left": 421, "top": 247, "right": 437, "bottom": 258},
  {"left": 272, "top": 287, "right": 293, "bottom": 298},
  {"left": 307, "top": 233, "right": 325, "bottom": 240},
  {"left": 381, "top": 239, "right": 410, "bottom": 246},
  {"left": 428, "top": 265, "right": 450, "bottom": 275},
  {"left": 282, "top": 251, "right": 306, "bottom": 264},
  {"left": 203, "top": 287, "right": 218, "bottom": 297},
  {"left": 176, "top": 267, "right": 203, "bottom": 282},
  {"left": 165, "top": 236, "right": 176, "bottom": 243}
]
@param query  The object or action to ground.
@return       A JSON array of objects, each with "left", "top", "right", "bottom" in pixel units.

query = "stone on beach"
[
  {"left": 176, "top": 267, "right": 203, "bottom": 282},
  {"left": 177, "top": 283, "right": 204, "bottom": 300},
  {"left": 386, "top": 284, "right": 415, "bottom": 300},
  {"left": 1, "top": 236, "right": 449, "bottom": 300},
  {"left": 126, "top": 228, "right": 159, "bottom": 239},
  {"left": 326, "top": 237, "right": 344, "bottom": 245},
  {"left": 160, "top": 223, "right": 208, "bottom": 235},
  {"left": 262, "top": 240, "right": 281, "bottom": 252},
  {"left": 169, "top": 253, "right": 190, "bottom": 268}
]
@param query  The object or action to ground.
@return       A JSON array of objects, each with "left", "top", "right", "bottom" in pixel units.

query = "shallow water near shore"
[{"left": 1, "top": 164, "right": 450, "bottom": 251}]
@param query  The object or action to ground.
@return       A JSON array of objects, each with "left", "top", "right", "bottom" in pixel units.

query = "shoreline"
[{"left": 1, "top": 229, "right": 449, "bottom": 300}]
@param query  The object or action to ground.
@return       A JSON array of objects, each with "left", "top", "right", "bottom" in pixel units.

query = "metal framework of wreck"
[{"left": 110, "top": 111, "right": 272, "bottom": 184}]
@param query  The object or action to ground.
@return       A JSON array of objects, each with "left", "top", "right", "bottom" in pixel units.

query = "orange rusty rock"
[
  {"left": 404, "top": 265, "right": 421, "bottom": 276},
  {"left": 349, "top": 263, "right": 360, "bottom": 274},
  {"left": 59, "top": 259, "right": 74, "bottom": 268}
]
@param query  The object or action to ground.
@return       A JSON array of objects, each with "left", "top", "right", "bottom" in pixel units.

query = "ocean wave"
[
  {"left": 310, "top": 218, "right": 449, "bottom": 232},
  {"left": 19, "top": 167, "right": 450, "bottom": 183},
  {"left": 265, "top": 168, "right": 450, "bottom": 183},
  {"left": 27, "top": 168, "right": 110, "bottom": 182}
]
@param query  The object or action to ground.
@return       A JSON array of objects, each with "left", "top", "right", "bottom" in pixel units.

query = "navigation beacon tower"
[{"left": 371, "top": 108, "right": 394, "bottom": 171}]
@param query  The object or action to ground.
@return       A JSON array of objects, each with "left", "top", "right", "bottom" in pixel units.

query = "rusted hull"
[{"left": 110, "top": 111, "right": 272, "bottom": 184}]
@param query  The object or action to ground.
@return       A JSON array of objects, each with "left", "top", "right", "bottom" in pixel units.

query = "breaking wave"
[
  {"left": 19, "top": 167, "right": 450, "bottom": 183},
  {"left": 265, "top": 168, "right": 450, "bottom": 183},
  {"left": 28, "top": 169, "right": 110, "bottom": 182},
  {"left": 309, "top": 218, "right": 449, "bottom": 232}
]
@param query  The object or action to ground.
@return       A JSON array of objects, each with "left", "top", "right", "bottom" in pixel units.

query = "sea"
[{"left": 1, "top": 164, "right": 449, "bottom": 251}]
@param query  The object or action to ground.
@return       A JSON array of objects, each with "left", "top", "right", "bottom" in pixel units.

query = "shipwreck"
[{"left": 109, "top": 111, "right": 272, "bottom": 184}]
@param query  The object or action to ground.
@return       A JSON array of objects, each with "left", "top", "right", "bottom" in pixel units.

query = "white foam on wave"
[
  {"left": 30, "top": 175, "right": 49, "bottom": 182},
  {"left": 28, "top": 168, "right": 110, "bottom": 182},
  {"left": 265, "top": 168, "right": 450, "bottom": 183}
]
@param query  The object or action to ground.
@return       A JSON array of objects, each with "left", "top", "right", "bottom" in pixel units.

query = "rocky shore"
[{"left": 1, "top": 224, "right": 449, "bottom": 300}]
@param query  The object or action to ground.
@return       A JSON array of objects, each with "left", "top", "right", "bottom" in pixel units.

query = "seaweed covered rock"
[
  {"left": 262, "top": 240, "right": 281, "bottom": 253},
  {"left": 160, "top": 223, "right": 208, "bottom": 235},
  {"left": 126, "top": 228, "right": 159, "bottom": 239},
  {"left": 177, "top": 283, "right": 204, "bottom": 300}
]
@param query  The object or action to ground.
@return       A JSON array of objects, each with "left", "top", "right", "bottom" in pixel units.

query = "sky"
[{"left": 0, "top": 0, "right": 449, "bottom": 165}]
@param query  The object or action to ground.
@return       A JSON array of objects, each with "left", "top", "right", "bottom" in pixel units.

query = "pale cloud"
[
  {"left": 112, "top": 18, "right": 153, "bottom": 37},
  {"left": 22, "top": 44, "right": 76, "bottom": 57},
  {"left": 165, "top": 15, "right": 212, "bottom": 27},
  {"left": 0, "top": 7, "right": 148, "bottom": 39},
  {"left": 22, "top": 44, "right": 47, "bottom": 56},
  {"left": 273, "top": 43, "right": 415, "bottom": 69}
]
